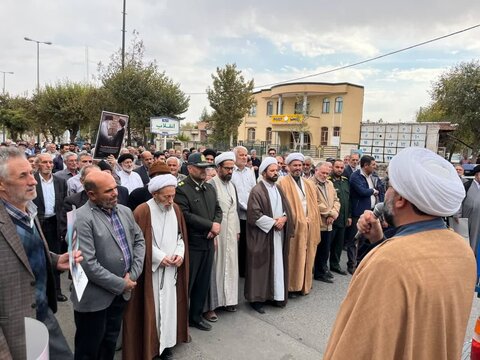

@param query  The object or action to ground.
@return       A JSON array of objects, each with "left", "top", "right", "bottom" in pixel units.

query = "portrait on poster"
[{"left": 93, "top": 111, "right": 129, "bottom": 159}]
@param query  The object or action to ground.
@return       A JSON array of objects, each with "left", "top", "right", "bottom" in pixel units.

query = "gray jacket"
[{"left": 71, "top": 200, "right": 145, "bottom": 312}]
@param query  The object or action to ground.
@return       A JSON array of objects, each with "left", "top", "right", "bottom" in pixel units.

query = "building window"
[
  {"left": 266, "top": 127, "right": 272, "bottom": 143},
  {"left": 322, "top": 98, "right": 330, "bottom": 113},
  {"left": 248, "top": 103, "right": 257, "bottom": 117},
  {"left": 321, "top": 127, "right": 329, "bottom": 146},
  {"left": 294, "top": 101, "right": 310, "bottom": 114},
  {"left": 266, "top": 101, "right": 273, "bottom": 116},
  {"left": 333, "top": 126, "right": 341, "bottom": 137},
  {"left": 247, "top": 128, "right": 256, "bottom": 142},
  {"left": 335, "top": 97, "right": 343, "bottom": 113}
]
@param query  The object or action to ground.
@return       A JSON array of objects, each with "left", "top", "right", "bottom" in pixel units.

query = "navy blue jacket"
[{"left": 349, "top": 169, "right": 384, "bottom": 217}]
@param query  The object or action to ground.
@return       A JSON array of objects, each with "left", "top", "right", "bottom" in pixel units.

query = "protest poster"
[
  {"left": 93, "top": 111, "right": 129, "bottom": 160},
  {"left": 67, "top": 208, "right": 88, "bottom": 301}
]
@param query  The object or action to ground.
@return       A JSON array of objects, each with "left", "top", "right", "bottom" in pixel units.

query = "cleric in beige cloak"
[
  {"left": 277, "top": 153, "right": 320, "bottom": 295},
  {"left": 123, "top": 171, "right": 190, "bottom": 360},
  {"left": 324, "top": 147, "right": 476, "bottom": 360}
]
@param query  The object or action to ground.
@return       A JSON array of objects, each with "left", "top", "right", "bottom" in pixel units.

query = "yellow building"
[{"left": 238, "top": 82, "right": 364, "bottom": 157}]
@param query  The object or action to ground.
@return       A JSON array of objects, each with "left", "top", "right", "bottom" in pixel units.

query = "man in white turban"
[
  {"left": 325, "top": 147, "right": 476, "bottom": 360},
  {"left": 203, "top": 152, "right": 240, "bottom": 321},
  {"left": 123, "top": 173, "right": 190, "bottom": 360},
  {"left": 277, "top": 153, "right": 320, "bottom": 297},
  {"left": 245, "top": 157, "right": 294, "bottom": 313}
]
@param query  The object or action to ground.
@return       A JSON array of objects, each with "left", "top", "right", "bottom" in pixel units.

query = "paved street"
[{"left": 56, "top": 265, "right": 480, "bottom": 359}]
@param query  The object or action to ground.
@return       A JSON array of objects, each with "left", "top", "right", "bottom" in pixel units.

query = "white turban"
[
  {"left": 148, "top": 174, "right": 177, "bottom": 194},
  {"left": 285, "top": 152, "right": 304, "bottom": 165},
  {"left": 259, "top": 157, "right": 278, "bottom": 174},
  {"left": 215, "top": 151, "right": 235, "bottom": 166},
  {"left": 389, "top": 147, "right": 466, "bottom": 217}
]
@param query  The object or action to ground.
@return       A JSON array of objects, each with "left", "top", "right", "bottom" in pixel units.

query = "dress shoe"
[
  {"left": 325, "top": 270, "right": 334, "bottom": 279},
  {"left": 203, "top": 310, "right": 218, "bottom": 322},
  {"left": 250, "top": 302, "right": 265, "bottom": 314},
  {"left": 56, "top": 294, "right": 68, "bottom": 302},
  {"left": 267, "top": 300, "right": 285, "bottom": 308},
  {"left": 330, "top": 267, "right": 348, "bottom": 275},
  {"left": 159, "top": 347, "right": 173, "bottom": 360},
  {"left": 314, "top": 275, "right": 334, "bottom": 283},
  {"left": 189, "top": 320, "right": 212, "bottom": 331},
  {"left": 288, "top": 292, "right": 300, "bottom": 299},
  {"left": 347, "top": 267, "right": 356, "bottom": 275}
]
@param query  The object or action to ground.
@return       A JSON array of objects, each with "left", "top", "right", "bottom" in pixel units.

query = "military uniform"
[
  {"left": 175, "top": 176, "right": 223, "bottom": 326},
  {"left": 328, "top": 175, "right": 351, "bottom": 272}
]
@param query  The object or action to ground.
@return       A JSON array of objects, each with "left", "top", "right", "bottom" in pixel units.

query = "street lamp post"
[
  {"left": 0, "top": 71, "right": 14, "bottom": 94},
  {"left": 24, "top": 37, "right": 52, "bottom": 93}
]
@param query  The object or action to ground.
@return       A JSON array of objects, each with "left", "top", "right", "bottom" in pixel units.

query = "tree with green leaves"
[
  {"left": 206, "top": 64, "right": 254, "bottom": 146},
  {"left": 0, "top": 94, "right": 35, "bottom": 141},
  {"left": 33, "top": 82, "right": 101, "bottom": 142},
  {"left": 98, "top": 32, "right": 189, "bottom": 145},
  {"left": 417, "top": 60, "right": 480, "bottom": 156}
]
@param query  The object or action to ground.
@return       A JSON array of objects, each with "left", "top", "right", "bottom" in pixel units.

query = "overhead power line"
[{"left": 185, "top": 23, "right": 480, "bottom": 95}]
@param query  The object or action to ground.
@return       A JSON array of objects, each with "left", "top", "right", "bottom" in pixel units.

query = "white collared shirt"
[
  {"left": 360, "top": 169, "right": 376, "bottom": 209},
  {"left": 231, "top": 165, "right": 256, "bottom": 220},
  {"left": 40, "top": 174, "right": 55, "bottom": 217}
]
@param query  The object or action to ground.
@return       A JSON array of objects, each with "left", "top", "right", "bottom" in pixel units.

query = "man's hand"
[
  {"left": 347, "top": 218, "right": 352, "bottom": 227},
  {"left": 124, "top": 273, "right": 137, "bottom": 292},
  {"left": 373, "top": 189, "right": 379, "bottom": 196},
  {"left": 274, "top": 216, "right": 287, "bottom": 231},
  {"left": 326, "top": 216, "right": 335, "bottom": 225},
  {"left": 357, "top": 210, "right": 384, "bottom": 243},
  {"left": 210, "top": 222, "right": 221, "bottom": 236},
  {"left": 57, "top": 250, "right": 83, "bottom": 271},
  {"left": 161, "top": 256, "right": 173, "bottom": 267},
  {"left": 106, "top": 154, "right": 117, "bottom": 167},
  {"left": 171, "top": 255, "right": 183, "bottom": 267}
]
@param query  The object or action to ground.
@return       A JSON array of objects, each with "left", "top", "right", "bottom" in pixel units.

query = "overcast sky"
[{"left": 2, "top": 0, "right": 480, "bottom": 124}]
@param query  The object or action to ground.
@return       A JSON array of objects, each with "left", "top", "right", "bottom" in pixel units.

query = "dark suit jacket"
[
  {"left": 127, "top": 185, "right": 152, "bottom": 212},
  {"left": 60, "top": 190, "right": 90, "bottom": 241},
  {"left": 33, "top": 173, "right": 67, "bottom": 239},
  {"left": 52, "top": 154, "right": 64, "bottom": 173},
  {"left": 133, "top": 165, "right": 150, "bottom": 186},
  {"left": 117, "top": 185, "right": 129, "bottom": 207},
  {"left": 174, "top": 176, "right": 223, "bottom": 251},
  {"left": 342, "top": 165, "right": 355, "bottom": 179},
  {"left": 0, "top": 202, "right": 58, "bottom": 360},
  {"left": 349, "top": 170, "right": 384, "bottom": 217}
]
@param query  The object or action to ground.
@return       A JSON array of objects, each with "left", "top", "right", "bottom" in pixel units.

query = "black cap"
[
  {"left": 473, "top": 165, "right": 480, "bottom": 175},
  {"left": 188, "top": 152, "right": 213, "bottom": 168},
  {"left": 118, "top": 153, "right": 134, "bottom": 164}
]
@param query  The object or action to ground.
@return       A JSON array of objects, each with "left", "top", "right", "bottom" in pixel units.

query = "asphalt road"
[{"left": 56, "top": 265, "right": 480, "bottom": 359}]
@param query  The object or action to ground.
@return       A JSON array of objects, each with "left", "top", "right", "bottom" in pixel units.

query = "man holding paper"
[
  {"left": 0, "top": 147, "right": 82, "bottom": 360},
  {"left": 71, "top": 171, "right": 145, "bottom": 360}
]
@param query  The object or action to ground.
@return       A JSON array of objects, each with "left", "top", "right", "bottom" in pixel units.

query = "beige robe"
[
  {"left": 324, "top": 228, "right": 476, "bottom": 360},
  {"left": 278, "top": 175, "right": 320, "bottom": 294}
]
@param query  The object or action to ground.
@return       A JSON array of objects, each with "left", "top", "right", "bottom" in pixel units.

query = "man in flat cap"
[
  {"left": 174, "top": 153, "right": 222, "bottom": 331},
  {"left": 277, "top": 153, "right": 320, "bottom": 297},
  {"left": 123, "top": 172, "right": 189, "bottom": 360},
  {"left": 245, "top": 157, "right": 293, "bottom": 314},
  {"left": 203, "top": 152, "right": 240, "bottom": 322},
  {"left": 325, "top": 147, "right": 475, "bottom": 360}
]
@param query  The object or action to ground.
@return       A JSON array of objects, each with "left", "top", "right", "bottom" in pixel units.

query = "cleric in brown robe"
[
  {"left": 244, "top": 157, "right": 294, "bottom": 314},
  {"left": 122, "top": 177, "right": 190, "bottom": 360}
]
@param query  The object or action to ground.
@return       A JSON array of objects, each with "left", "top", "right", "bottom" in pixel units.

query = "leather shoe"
[
  {"left": 347, "top": 267, "right": 356, "bottom": 275},
  {"left": 189, "top": 320, "right": 212, "bottom": 331},
  {"left": 288, "top": 292, "right": 300, "bottom": 299},
  {"left": 325, "top": 270, "right": 334, "bottom": 279},
  {"left": 159, "top": 347, "right": 173, "bottom": 360},
  {"left": 314, "top": 275, "right": 334, "bottom": 283},
  {"left": 330, "top": 267, "right": 348, "bottom": 275},
  {"left": 56, "top": 294, "right": 68, "bottom": 302},
  {"left": 250, "top": 302, "right": 265, "bottom": 314}
]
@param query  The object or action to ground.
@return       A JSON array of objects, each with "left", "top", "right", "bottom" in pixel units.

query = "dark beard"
[{"left": 266, "top": 174, "right": 278, "bottom": 183}]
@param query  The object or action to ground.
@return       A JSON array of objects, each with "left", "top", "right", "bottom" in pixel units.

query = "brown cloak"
[
  {"left": 244, "top": 181, "right": 294, "bottom": 305},
  {"left": 122, "top": 203, "right": 189, "bottom": 360},
  {"left": 278, "top": 175, "right": 320, "bottom": 294},
  {"left": 324, "top": 229, "right": 476, "bottom": 360}
]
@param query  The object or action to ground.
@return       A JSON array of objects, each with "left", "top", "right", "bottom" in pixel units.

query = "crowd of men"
[{"left": 0, "top": 139, "right": 478, "bottom": 360}]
